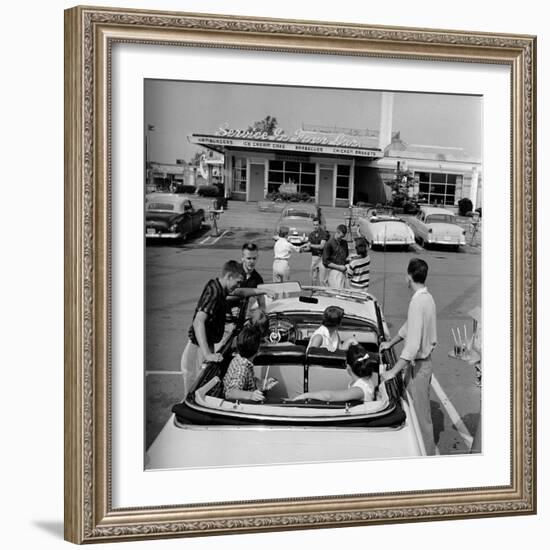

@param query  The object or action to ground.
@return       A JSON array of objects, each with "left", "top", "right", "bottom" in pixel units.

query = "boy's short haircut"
[
  {"left": 278, "top": 225, "right": 289, "bottom": 238},
  {"left": 236, "top": 326, "right": 262, "bottom": 358},
  {"left": 407, "top": 257, "right": 428, "bottom": 284},
  {"left": 336, "top": 224, "right": 347, "bottom": 235},
  {"left": 222, "top": 260, "right": 245, "bottom": 278},
  {"left": 312, "top": 217, "right": 320, "bottom": 223},
  {"left": 242, "top": 242, "right": 258, "bottom": 252}
]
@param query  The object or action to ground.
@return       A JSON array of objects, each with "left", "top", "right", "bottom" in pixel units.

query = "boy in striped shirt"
[{"left": 346, "top": 237, "right": 370, "bottom": 291}]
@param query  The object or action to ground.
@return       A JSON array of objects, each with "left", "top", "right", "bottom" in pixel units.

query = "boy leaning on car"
[{"left": 180, "top": 260, "right": 244, "bottom": 397}]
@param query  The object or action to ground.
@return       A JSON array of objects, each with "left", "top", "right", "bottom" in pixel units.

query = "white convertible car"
[
  {"left": 357, "top": 208, "right": 415, "bottom": 249},
  {"left": 146, "top": 283, "right": 426, "bottom": 469}
]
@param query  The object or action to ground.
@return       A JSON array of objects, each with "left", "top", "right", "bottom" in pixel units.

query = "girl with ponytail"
[{"left": 291, "top": 343, "right": 378, "bottom": 402}]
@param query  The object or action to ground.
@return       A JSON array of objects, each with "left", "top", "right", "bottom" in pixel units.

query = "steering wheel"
[{"left": 268, "top": 314, "right": 297, "bottom": 344}]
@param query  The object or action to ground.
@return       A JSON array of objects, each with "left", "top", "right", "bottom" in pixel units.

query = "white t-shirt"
[
  {"left": 307, "top": 325, "right": 339, "bottom": 352},
  {"left": 274, "top": 238, "right": 299, "bottom": 260},
  {"left": 351, "top": 377, "right": 376, "bottom": 402}
]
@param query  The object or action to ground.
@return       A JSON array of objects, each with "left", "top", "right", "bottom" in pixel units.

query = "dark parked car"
[{"left": 145, "top": 193, "right": 204, "bottom": 240}]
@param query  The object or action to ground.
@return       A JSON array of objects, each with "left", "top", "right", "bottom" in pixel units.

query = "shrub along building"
[{"left": 188, "top": 93, "right": 482, "bottom": 210}]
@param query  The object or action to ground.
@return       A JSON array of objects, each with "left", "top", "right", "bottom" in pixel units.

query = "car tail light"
[{"left": 170, "top": 224, "right": 178, "bottom": 232}]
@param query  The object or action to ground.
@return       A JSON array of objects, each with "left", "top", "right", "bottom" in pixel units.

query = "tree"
[
  {"left": 385, "top": 168, "right": 422, "bottom": 213},
  {"left": 458, "top": 197, "right": 473, "bottom": 216},
  {"left": 247, "top": 115, "right": 279, "bottom": 135}
]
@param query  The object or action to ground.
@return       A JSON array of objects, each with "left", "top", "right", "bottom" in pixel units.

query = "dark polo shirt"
[
  {"left": 308, "top": 228, "right": 330, "bottom": 256},
  {"left": 322, "top": 236, "right": 349, "bottom": 268},
  {"left": 240, "top": 267, "right": 264, "bottom": 288},
  {"left": 188, "top": 278, "right": 227, "bottom": 346}
]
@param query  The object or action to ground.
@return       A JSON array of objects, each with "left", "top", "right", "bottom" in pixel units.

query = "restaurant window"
[
  {"left": 417, "top": 172, "right": 459, "bottom": 206},
  {"left": 232, "top": 157, "right": 247, "bottom": 193},
  {"left": 268, "top": 160, "right": 316, "bottom": 197},
  {"left": 336, "top": 164, "right": 351, "bottom": 200}
]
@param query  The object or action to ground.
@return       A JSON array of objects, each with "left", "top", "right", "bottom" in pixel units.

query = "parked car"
[
  {"left": 357, "top": 207, "right": 415, "bottom": 249},
  {"left": 145, "top": 193, "right": 205, "bottom": 240},
  {"left": 407, "top": 206, "right": 466, "bottom": 249},
  {"left": 146, "top": 283, "right": 426, "bottom": 469},
  {"left": 275, "top": 204, "right": 325, "bottom": 245}
]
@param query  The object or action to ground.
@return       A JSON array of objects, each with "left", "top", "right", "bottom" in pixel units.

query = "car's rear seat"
[
  {"left": 251, "top": 343, "right": 382, "bottom": 399},
  {"left": 253, "top": 344, "right": 306, "bottom": 399},
  {"left": 253, "top": 343, "right": 306, "bottom": 365},
  {"left": 305, "top": 346, "right": 380, "bottom": 394}
]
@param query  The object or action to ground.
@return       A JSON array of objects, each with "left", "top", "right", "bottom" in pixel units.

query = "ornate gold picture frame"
[{"left": 64, "top": 5, "right": 536, "bottom": 544}]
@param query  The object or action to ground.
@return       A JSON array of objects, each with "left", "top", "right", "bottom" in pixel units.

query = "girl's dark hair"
[
  {"left": 354, "top": 237, "right": 368, "bottom": 257},
  {"left": 322, "top": 305, "right": 344, "bottom": 328},
  {"left": 346, "top": 343, "right": 379, "bottom": 378},
  {"left": 236, "top": 326, "right": 262, "bottom": 358}
]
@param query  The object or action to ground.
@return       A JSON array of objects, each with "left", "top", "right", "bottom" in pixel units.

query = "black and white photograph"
[{"left": 144, "top": 80, "right": 483, "bottom": 470}]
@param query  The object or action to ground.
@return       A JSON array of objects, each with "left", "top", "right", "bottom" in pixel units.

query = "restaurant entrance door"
[
  {"left": 248, "top": 163, "right": 265, "bottom": 201},
  {"left": 318, "top": 167, "right": 334, "bottom": 207}
]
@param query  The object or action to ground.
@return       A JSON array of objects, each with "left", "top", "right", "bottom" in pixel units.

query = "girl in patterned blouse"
[{"left": 223, "top": 326, "right": 276, "bottom": 401}]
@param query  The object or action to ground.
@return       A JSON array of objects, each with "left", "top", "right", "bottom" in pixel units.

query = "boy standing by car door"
[
  {"left": 180, "top": 260, "right": 244, "bottom": 397},
  {"left": 379, "top": 258, "right": 437, "bottom": 455}
]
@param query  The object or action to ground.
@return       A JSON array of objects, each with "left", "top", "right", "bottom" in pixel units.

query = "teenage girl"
[{"left": 292, "top": 343, "right": 378, "bottom": 402}]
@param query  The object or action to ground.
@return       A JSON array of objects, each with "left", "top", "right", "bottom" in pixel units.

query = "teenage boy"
[
  {"left": 180, "top": 260, "right": 244, "bottom": 396},
  {"left": 232, "top": 242, "right": 271, "bottom": 309},
  {"left": 322, "top": 224, "right": 349, "bottom": 289},
  {"left": 307, "top": 217, "right": 329, "bottom": 286},
  {"left": 380, "top": 258, "right": 437, "bottom": 455}
]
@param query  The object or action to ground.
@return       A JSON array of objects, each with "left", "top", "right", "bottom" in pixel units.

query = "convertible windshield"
[{"left": 426, "top": 214, "right": 455, "bottom": 224}]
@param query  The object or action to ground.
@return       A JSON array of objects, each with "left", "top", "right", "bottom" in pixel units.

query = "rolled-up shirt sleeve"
[{"left": 400, "top": 300, "right": 423, "bottom": 362}]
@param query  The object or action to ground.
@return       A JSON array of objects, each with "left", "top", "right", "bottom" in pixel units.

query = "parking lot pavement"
[
  {"left": 199, "top": 200, "right": 483, "bottom": 248},
  {"left": 146, "top": 234, "right": 481, "bottom": 453}
]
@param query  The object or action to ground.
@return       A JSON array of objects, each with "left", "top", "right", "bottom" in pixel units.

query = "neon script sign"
[{"left": 215, "top": 124, "right": 367, "bottom": 148}]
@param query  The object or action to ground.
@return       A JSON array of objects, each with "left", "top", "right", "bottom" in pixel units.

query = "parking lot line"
[
  {"left": 210, "top": 230, "right": 229, "bottom": 244},
  {"left": 146, "top": 370, "right": 180, "bottom": 376},
  {"left": 431, "top": 374, "right": 474, "bottom": 448},
  {"left": 200, "top": 235, "right": 212, "bottom": 245}
]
